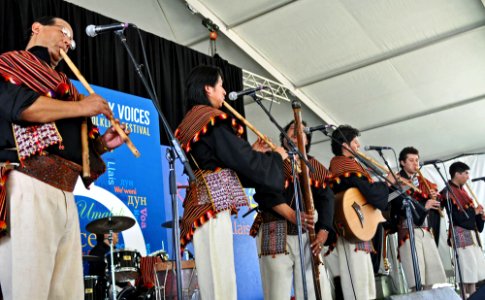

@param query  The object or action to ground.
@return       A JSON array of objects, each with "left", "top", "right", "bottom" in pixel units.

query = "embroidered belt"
[
  {"left": 252, "top": 211, "right": 303, "bottom": 257},
  {"left": 260, "top": 219, "right": 288, "bottom": 257},
  {"left": 195, "top": 168, "right": 248, "bottom": 213},
  {"left": 17, "top": 154, "right": 81, "bottom": 192},
  {"left": 453, "top": 226, "right": 476, "bottom": 249}
]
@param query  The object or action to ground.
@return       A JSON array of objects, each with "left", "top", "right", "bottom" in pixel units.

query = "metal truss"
[{"left": 243, "top": 69, "right": 292, "bottom": 104}]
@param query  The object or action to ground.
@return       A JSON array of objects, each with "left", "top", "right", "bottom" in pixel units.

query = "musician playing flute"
[
  {"left": 440, "top": 162, "right": 485, "bottom": 298},
  {"left": 389, "top": 147, "right": 446, "bottom": 290},
  {"left": 326, "top": 125, "right": 393, "bottom": 300},
  {"left": 0, "top": 16, "right": 128, "bottom": 300},
  {"left": 250, "top": 120, "right": 334, "bottom": 300},
  {"left": 175, "top": 65, "right": 288, "bottom": 300}
]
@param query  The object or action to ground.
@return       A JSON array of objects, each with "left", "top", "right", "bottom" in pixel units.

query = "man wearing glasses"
[{"left": 0, "top": 16, "right": 127, "bottom": 300}]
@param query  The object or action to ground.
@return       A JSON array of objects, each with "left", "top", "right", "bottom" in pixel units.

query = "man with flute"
[
  {"left": 440, "top": 161, "right": 485, "bottom": 299},
  {"left": 175, "top": 65, "right": 287, "bottom": 300},
  {"left": 250, "top": 120, "right": 334, "bottom": 300},
  {"left": 389, "top": 147, "right": 446, "bottom": 291},
  {"left": 0, "top": 16, "right": 128, "bottom": 300}
]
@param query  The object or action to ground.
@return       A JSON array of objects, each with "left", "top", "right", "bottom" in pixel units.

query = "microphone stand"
[
  {"left": 318, "top": 129, "right": 424, "bottom": 291},
  {"left": 427, "top": 162, "right": 467, "bottom": 299},
  {"left": 375, "top": 149, "right": 422, "bottom": 291},
  {"left": 108, "top": 229, "right": 117, "bottom": 299},
  {"left": 248, "top": 93, "right": 314, "bottom": 299},
  {"left": 114, "top": 30, "right": 195, "bottom": 300}
]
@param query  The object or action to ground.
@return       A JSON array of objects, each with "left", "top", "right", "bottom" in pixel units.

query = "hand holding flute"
[
  {"left": 252, "top": 136, "right": 288, "bottom": 160},
  {"left": 223, "top": 100, "right": 288, "bottom": 161},
  {"left": 75, "top": 94, "right": 113, "bottom": 118}
]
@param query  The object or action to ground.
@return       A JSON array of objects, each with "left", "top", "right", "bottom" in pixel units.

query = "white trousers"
[
  {"left": 329, "top": 238, "right": 376, "bottom": 300},
  {"left": 193, "top": 210, "right": 237, "bottom": 300},
  {"left": 0, "top": 170, "right": 84, "bottom": 300},
  {"left": 256, "top": 231, "right": 333, "bottom": 300},
  {"left": 455, "top": 230, "right": 485, "bottom": 284},
  {"left": 399, "top": 228, "right": 446, "bottom": 288}
]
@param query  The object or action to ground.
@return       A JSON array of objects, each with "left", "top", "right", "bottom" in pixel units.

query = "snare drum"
[
  {"left": 84, "top": 275, "right": 106, "bottom": 300},
  {"left": 106, "top": 249, "right": 141, "bottom": 282}
]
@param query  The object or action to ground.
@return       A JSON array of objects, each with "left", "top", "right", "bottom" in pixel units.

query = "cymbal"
[
  {"left": 86, "top": 216, "right": 136, "bottom": 234},
  {"left": 161, "top": 218, "right": 182, "bottom": 229},
  {"left": 83, "top": 255, "right": 102, "bottom": 262}
]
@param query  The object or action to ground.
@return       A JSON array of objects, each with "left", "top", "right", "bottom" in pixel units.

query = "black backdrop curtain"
[{"left": 0, "top": 0, "right": 246, "bottom": 144}]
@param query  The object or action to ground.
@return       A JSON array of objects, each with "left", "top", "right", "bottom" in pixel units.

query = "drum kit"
[{"left": 83, "top": 216, "right": 198, "bottom": 300}]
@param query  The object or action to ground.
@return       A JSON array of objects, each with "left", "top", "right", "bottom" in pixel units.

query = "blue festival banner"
[{"left": 72, "top": 81, "right": 165, "bottom": 259}]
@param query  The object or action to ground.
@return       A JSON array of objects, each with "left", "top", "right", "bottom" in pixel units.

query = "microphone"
[
  {"left": 303, "top": 124, "right": 333, "bottom": 134},
  {"left": 364, "top": 145, "right": 393, "bottom": 151},
  {"left": 228, "top": 86, "right": 268, "bottom": 101},
  {"left": 421, "top": 159, "right": 441, "bottom": 165},
  {"left": 86, "top": 22, "right": 131, "bottom": 37},
  {"left": 472, "top": 176, "right": 485, "bottom": 182}
]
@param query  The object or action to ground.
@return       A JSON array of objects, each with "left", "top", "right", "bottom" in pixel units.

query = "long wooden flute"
[{"left": 60, "top": 49, "right": 140, "bottom": 177}]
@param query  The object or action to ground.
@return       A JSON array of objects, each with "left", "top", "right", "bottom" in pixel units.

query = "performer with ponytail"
[{"left": 176, "top": 65, "right": 287, "bottom": 300}]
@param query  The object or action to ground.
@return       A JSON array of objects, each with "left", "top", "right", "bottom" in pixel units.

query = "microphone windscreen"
[{"left": 85, "top": 25, "right": 97, "bottom": 37}]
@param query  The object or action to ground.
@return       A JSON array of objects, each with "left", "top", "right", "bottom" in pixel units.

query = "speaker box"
[{"left": 389, "top": 287, "right": 460, "bottom": 300}]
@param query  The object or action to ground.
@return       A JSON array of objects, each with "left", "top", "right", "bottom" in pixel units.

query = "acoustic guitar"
[{"left": 334, "top": 187, "right": 408, "bottom": 242}]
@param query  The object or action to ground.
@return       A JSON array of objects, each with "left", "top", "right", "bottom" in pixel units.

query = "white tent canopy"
[{"left": 66, "top": 0, "right": 485, "bottom": 166}]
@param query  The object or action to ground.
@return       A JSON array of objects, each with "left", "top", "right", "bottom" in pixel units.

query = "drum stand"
[
  {"left": 154, "top": 264, "right": 162, "bottom": 300},
  {"left": 108, "top": 229, "right": 117, "bottom": 300}
]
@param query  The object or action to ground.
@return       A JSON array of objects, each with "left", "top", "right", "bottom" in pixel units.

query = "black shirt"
[
  {"left": 190, "top": 121, "right": 285, "bottom": 209},
  {"left": 441, "top": 181, "right": 484, "bottom": 232},
  {"left": 389, "top": 170, "right": 429, "bottom": 228}
]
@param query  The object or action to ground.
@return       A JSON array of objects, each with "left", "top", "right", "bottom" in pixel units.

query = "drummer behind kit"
[{"left": 83, "top": 217, "right": 199, "bottom": 300}]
